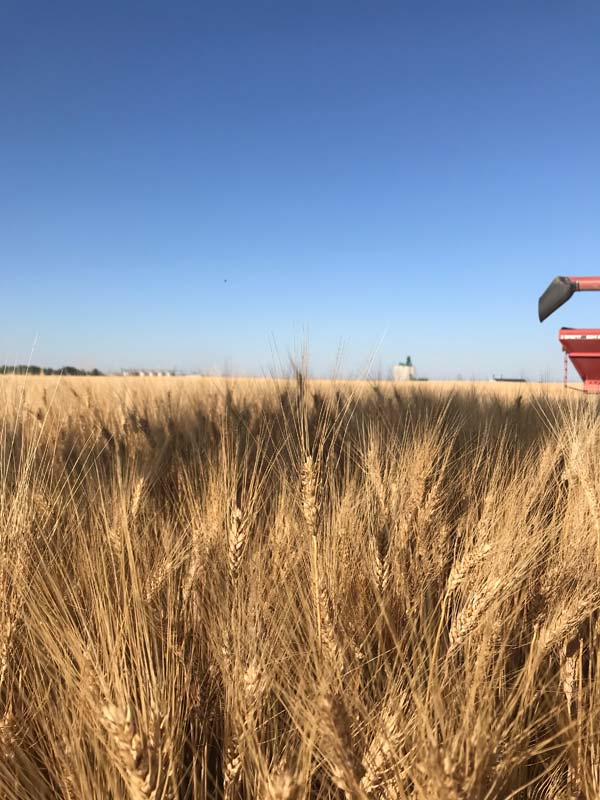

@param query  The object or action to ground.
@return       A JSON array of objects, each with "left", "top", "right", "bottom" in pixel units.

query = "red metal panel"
[
  {"left": 559, "top": 328, "right": 600, "bottom": 391},
  {"left": 569, "top": 277, "right": 600, "bottom": 291}
]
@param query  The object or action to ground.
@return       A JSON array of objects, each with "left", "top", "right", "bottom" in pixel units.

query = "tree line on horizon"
[{"left": 1, "top": 365, "right": 104, "bottom": 376}]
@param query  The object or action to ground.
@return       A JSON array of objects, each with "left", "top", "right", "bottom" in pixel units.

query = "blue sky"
[{"left": 2, "top": 1, "right": 600, "bottom": 379}]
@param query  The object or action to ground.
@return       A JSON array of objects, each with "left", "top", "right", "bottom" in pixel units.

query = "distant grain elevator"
[{"left": 393, "top": 356, "right": 416, "bottom": 382}]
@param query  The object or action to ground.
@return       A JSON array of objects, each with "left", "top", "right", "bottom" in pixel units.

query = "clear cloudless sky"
[{"left": 2, "top": 1, "right": 600, "bottom": 379}]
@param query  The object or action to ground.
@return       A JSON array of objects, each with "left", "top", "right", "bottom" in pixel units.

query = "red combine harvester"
[{"left": 539, "top": 276, "right": 600, "bottom": 392}]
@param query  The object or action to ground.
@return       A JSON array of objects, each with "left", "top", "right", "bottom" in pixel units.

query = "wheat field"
[{"left": 1, "top": 374, "right": 600, "bottom": 799}]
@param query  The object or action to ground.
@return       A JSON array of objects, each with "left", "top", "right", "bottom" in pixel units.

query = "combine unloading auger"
[{"left": 539, "top": 276, "right": 600, "bottom": 391}]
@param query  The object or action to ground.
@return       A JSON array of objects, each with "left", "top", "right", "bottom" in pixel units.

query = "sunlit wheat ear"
[
  {"left": 416, "top": 478, "right": 441, "bottom": 531},
  {"left": 183, "top": 526, "right": 205, "bottom": 604},
  {"left": 300, "top": 455, "right": 319, "bottom": 536},
  {"left": 102, "top": 703, "right": 166, "bottom": 800},
  {"left": 560, "top": 640, "right": 580, "bottom": 718},
  {"left": 370, "top": 527, "right": 391, "bottom": 596},
  {"left": 318, "top": 692, "right": 365, "bottom": 795},
  {"left": 445, "top": 540, "right": 492, "bottom": 597},
  {"left": 360, "top": 709, "right": 404, "bottom": 796},
  {"left": 301, "top": 454, "right": 324, "bottom": 649},
  {"left": 223, "top": 735, "right": 242, "bottom": 799},
  {"left": 129, "top": 477, "right": 145, "bottom": 522},
  {"left": 105, "top": 520, "right": 124, "bottom": 557},
  {"left": 264, "top": 769, "right": 300, "bottom": 800},
  {"left": 448, "top": 578, "right": 503, "bottom": 653},
  {"left": 6, "top": 526, "right": 29, "bottom": 606},
  {"left": 221, "top": 626, "right": 234, "bottom": 676},
  {"left": 366, "top": 441, "right": 388, "bottom": 515},
  {"left": 242, "top": 658, "right": 266, "bottom": 715},
  {"left": 537, "top": 594, "right": 598, "bottom": 655},
  {"left": 415, "top": 747, "right": 463, "bottom": 800},
  {"left": 59, "top": 734, "right": 80, "bottom": 800},
  {"left": 0, "top": 618, "right": 14, "bottom": 693},
  {"left": 228, "top": 506, "right": 248, "bottom": 583},
  {"left": 222, "top": 658, "right": 264, "bottom": 799},
  {"left": 0, "top": 709, "right": 16, "bottom": 762},
  {"left": 318, "top": 579, "right": 344, "bottom": 672},
  {"left": 441, "top": 751, "right": 464, "bottom": 800},
  {"left": 144, "top": 555, "right": 174, "bottom": 603},
  {"left": 567, "top": 436, "right": 600, "bottom": 557}
]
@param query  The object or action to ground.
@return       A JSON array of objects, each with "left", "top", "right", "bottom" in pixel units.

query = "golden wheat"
[{"left": 0, "top": 374, "right": 598, "bottom": 798}]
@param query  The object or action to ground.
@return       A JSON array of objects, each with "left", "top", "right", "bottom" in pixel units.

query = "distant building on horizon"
[
  {"left": 393, "top": 356, "right": 416, "bottom": 382},
  {"left": 120, "top": 369, "right": 177, "bottom": 377}
]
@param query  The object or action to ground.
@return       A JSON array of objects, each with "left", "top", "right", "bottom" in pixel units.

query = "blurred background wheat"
[{"left": 1, "top": 375, "right": 599, "bottom": 799}]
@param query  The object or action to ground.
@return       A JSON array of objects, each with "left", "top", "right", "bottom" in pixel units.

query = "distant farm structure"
[
  {"left": 120, "top": 369, "right": 177, "bottom": 377},
  {"left": 393, "top": 356, "right": 416, "bottom": 382}
]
